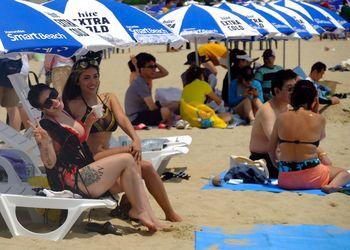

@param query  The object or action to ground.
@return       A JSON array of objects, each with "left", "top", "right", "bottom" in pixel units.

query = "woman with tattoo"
[
  {"left": 62, "top": 59, "right": 181, "bottom": 222},
  {"left": 27, "top": 84, "right": 162, "bottom": 232}
]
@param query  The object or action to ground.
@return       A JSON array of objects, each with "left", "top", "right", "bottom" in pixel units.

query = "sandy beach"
[{"left": 0, "top": 38, "right": 350, "bottom": 249}]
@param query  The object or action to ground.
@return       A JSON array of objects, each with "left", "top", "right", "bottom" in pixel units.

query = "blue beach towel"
[
  {"left": 202, "top": 172, "right": 327, "bottom": 196},
  {"left": 196, "top": 225, "right": 350, "bottom": 250}
]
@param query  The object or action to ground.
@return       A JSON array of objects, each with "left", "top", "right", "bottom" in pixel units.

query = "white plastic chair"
[{"left": 0, "top": 153, "right": 116, "bottom": 241}]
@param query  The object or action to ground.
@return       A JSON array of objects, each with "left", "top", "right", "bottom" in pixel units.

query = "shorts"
[
  {"left": 132, "top": 109, "right": 163, "bottom": 126},
  {"left": 278, "top": 163, "right": 330, "bottom": 190},
  {"left": 0, "top": 87, "right": 19, "bottom": 107}
]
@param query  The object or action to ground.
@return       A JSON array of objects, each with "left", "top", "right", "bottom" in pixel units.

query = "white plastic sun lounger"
[{"left": 0, "top": 153, "right": 116, "bottom": 241}]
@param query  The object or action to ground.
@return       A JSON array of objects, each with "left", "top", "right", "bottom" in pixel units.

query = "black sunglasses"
[
  {"left": 40, "top": 89, "right": 59, "bottom": 109},
  {"left": 72, "top": 59, "right": 99, "bottom": 71},
  {"left": 145, "top": 64, "right": 157, "bottom": 69}
]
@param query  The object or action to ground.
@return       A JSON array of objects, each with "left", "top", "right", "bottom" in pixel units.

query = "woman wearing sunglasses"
[
  {"left": 62, "top": 59, "right": 182, "bottom": 222},
  {"left": 28, "top": 84, "right": 162, "bottom": 232}
]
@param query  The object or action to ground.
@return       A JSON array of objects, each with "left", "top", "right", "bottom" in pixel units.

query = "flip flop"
[
  {"left": 134, "top": 123, "right": 150, "bottom": 130},
  {"left": 86, "top": 222, "right": 123, "bottom": 236},
  {"left": 158, "top": 123, "right": 168, "bottom": 129}
]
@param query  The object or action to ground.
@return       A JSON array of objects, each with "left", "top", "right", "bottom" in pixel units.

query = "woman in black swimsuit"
[
  {"left": 62, "top": 59, "right": 181, "bottom": 222},
  {"left": 28, "top": 84, "right": 162, "bottom": 231},
  {"left": 269, "top": 80, "right": 350, "bottom": 193}
]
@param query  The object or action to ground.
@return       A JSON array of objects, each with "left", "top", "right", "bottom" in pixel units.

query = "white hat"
[{"left": 236, "top": 54, "right": 253, "bottom": 62}]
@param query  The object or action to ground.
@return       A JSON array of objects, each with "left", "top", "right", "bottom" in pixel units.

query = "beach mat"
[
  {"left": 202, "top": 172, "right": 326, "bottom": 196},
  {"left": 195, "top": 225, "right": 350, "bottom": 250}
]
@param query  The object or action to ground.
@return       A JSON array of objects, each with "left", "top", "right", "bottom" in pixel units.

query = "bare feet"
[
  {"left": 129, "top": 208, "right": 157, "bottom": 232},
  {"left": 166, "top": 211, "right": 182, "bottom": 222}
]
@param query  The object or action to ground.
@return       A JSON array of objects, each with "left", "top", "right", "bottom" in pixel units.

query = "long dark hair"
[
  {"left": 62, "top": 64, "right": 100, "bottom": 105},
  {"left": 28, "top": 83, "right": 52, "bottom": 109},
  {"left": 290, "top": 80, "right": 317, "bottom": 110},
  {"left": 184, "top": 65, "right": 204, "bottom": 86}
]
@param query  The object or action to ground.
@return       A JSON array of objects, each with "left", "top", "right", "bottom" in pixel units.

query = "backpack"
[{"left": 223, "top": 164, "right": 268, "bottom": 184}]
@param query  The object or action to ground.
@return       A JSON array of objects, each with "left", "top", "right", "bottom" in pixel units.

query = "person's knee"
[{"left": 141, "top": 161, "right": 156, "bottom": 176}]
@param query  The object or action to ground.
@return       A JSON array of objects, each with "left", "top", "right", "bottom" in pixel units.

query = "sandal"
[
  {"left": 161, "top": 171, "right": 191, "bottom": 181},
  {"left": 158, "top": 123, "right": 168, "bottom": 129},
  {"left": 175, "top": 120, "right": 185, "bottom": 129},
  {"left": 134, "top": 123, "right": 150, "bottom": 130},
  {"left": 86, "top": 222, "right": 123, "bottom": 236}
]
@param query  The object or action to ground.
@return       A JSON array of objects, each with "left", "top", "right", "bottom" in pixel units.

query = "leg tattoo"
[{"left": 80, "top": 165, "right": 103, "bottom": 186}]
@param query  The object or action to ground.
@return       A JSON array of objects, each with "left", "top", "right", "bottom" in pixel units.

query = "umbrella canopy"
[
  {"left": 246, "top": 3, "right": 313, "bottom": 40},
  {"left": 216, "top": 2, "right": 294, "bottom": 38},
  {"left": 157, "top": 4, "right": 263, "bottom": 43},
  {"left": 267, "top": 2, "right": 324, "bottom": 36},
  {"left": 44, "top": 0, "right": 184, "bottom": 47},
  {"left": 274, "top": 0, "right": 344, "bottom": 32},
  {"left": 0, "top": 0, "right": 113, "bottom": 57}
]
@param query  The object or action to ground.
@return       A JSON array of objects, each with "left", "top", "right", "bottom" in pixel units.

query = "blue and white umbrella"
[
  {"left": 157, "top": 3, "right": 264, "bottom": 43},
  {"left": 267, "top": 2, "right": 324, "bottom": 36},
  {"left": 44, "top": 0, "right": 184, "bottom": 47},
  {"left": 0, "top": 0, "right": 113, "bottom": 57},
  {"left": 274, "top": 0, "right": 344, "bottom": 32},
  {"left": 246, "top": 3, "right": 312, "bottom": 40},
  {"left": 216, "top": 2, "right": 294, "bottom": 38}
]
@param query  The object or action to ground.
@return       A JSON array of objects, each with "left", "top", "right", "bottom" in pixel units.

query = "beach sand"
[{"left": 0, "top": 38, "right": 350, "bottom": 249}]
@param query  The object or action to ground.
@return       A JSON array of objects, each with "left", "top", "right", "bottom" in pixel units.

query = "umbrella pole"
[
  {"left": 298, "top": 39, "right": 301, "bottom": 67},
  {"left": 195, "top": 37, "right": 199, "bottom": 66},
  {"left": 283, "top": 40, "right": 286, "bottom": 69},
  {"left": 226, "top": 40, "right": 231, "bottom": 106}
]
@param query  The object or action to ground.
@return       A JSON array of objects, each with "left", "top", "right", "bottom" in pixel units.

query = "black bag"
[
  {"left": 224, "top": 165, "right": 268, "bottom": 184},
  {"left": 0, "top": 58, "right": 23, "bottom": 88}
]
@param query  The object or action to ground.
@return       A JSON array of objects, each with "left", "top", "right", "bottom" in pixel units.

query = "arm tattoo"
[{"left": 80, "top": 165, "right": 104, "bottom": 186}]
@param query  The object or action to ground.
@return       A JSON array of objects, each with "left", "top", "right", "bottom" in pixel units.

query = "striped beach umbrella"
[
  {"left": 274, "top": 0, "right": 344, "bottom": 32},
  {"left": 0, "top": 0, "right": 113, "bottom": 57},
  {"left": 267, "top": 2, "right": 324, "bottom": 36},
  {"left": 246, "top": 3, "right": 313, "bottom": 40},
  {"left": 157, "top": 3, "right": 264, "bottom": 43},
  {"left": 44, "top": 0, "right": 184, "bottom": 48},
  {"left": 216, "top": 2, "right": 295, "bottom": 38}
]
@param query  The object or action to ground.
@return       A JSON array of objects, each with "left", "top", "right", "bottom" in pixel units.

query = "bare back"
[{"left": 277, "top": 109, "right": 325, "bottom": 162}]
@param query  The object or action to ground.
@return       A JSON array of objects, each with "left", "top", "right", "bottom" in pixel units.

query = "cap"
[
  {"left": 262, "top": 49, "right": 275, "bottom": 58},
  {"left": 184, "top": 52, "right": 205, "bottom": 65},
  {"left": 236, "top": 54, "right": 253, "bottom": 62}
]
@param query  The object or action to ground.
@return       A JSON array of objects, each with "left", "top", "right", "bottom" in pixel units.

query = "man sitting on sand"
[
  {"left": 124, "top": 52, "right": 177, "bottom": 127},
  {"left": 255, "top": 49, "right": 283, "bottom": 102},
  {"left": 249, "top": 70, "right": 297, "bottom": 178},
  {"left": 306, "top": 61, "right": 340, "bottom": 106}
]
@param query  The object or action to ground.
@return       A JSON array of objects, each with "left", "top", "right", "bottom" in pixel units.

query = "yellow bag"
[{"left": 180, "top": 99, "right": 227, "bottom": 128}]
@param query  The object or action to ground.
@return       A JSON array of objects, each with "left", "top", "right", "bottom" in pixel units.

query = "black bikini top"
[
  {"left": 81, "top": 95, "right": 118, "bottom": 134},
  {"left": 278, "top": 137, "right": 320, "bottom": 147}
]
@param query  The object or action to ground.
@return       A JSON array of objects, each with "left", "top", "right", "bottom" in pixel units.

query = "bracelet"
[{"left": 318, "top": 152, "right": 327, "bottom": 157}]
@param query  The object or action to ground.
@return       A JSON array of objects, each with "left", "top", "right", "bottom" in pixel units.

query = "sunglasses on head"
[
  {"left": 40, "top": 89, "right": 59, "bottom": 109},
  {"left": 72, "top": 59, "right": 99, "bottom": 71}
]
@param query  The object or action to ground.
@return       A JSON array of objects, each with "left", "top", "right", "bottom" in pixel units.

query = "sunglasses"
[
  {"left": 40, "top": 89, "right": 59, "bottom": 109},
  {"left": 72, "top": 59, "right": 99, "bottom": 71},
  {"left": 145, "top": 64, "right": 157, "bottom": 69}
]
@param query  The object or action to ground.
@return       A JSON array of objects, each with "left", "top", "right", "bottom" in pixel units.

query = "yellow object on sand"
[
  {"left": 180, "top": 99, "right": 227, "bottom": 128},
  {"left": 27, "top": 176, "right": 62, "bottom": 222}
]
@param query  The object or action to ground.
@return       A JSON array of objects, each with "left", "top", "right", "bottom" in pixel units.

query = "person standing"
[{"left": 44, "top": 54, "right": 74, "bottom": 94}]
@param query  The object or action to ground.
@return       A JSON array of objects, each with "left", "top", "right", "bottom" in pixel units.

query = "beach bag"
[
  {"left": 155, "top": 87, "right": 182, "bottom": 106},
  {"left": 180, "top": 99, "right": 227, "bottom": 128},
  {"left": 223, "top": 155, "right": 269, "bottom": 184}
]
